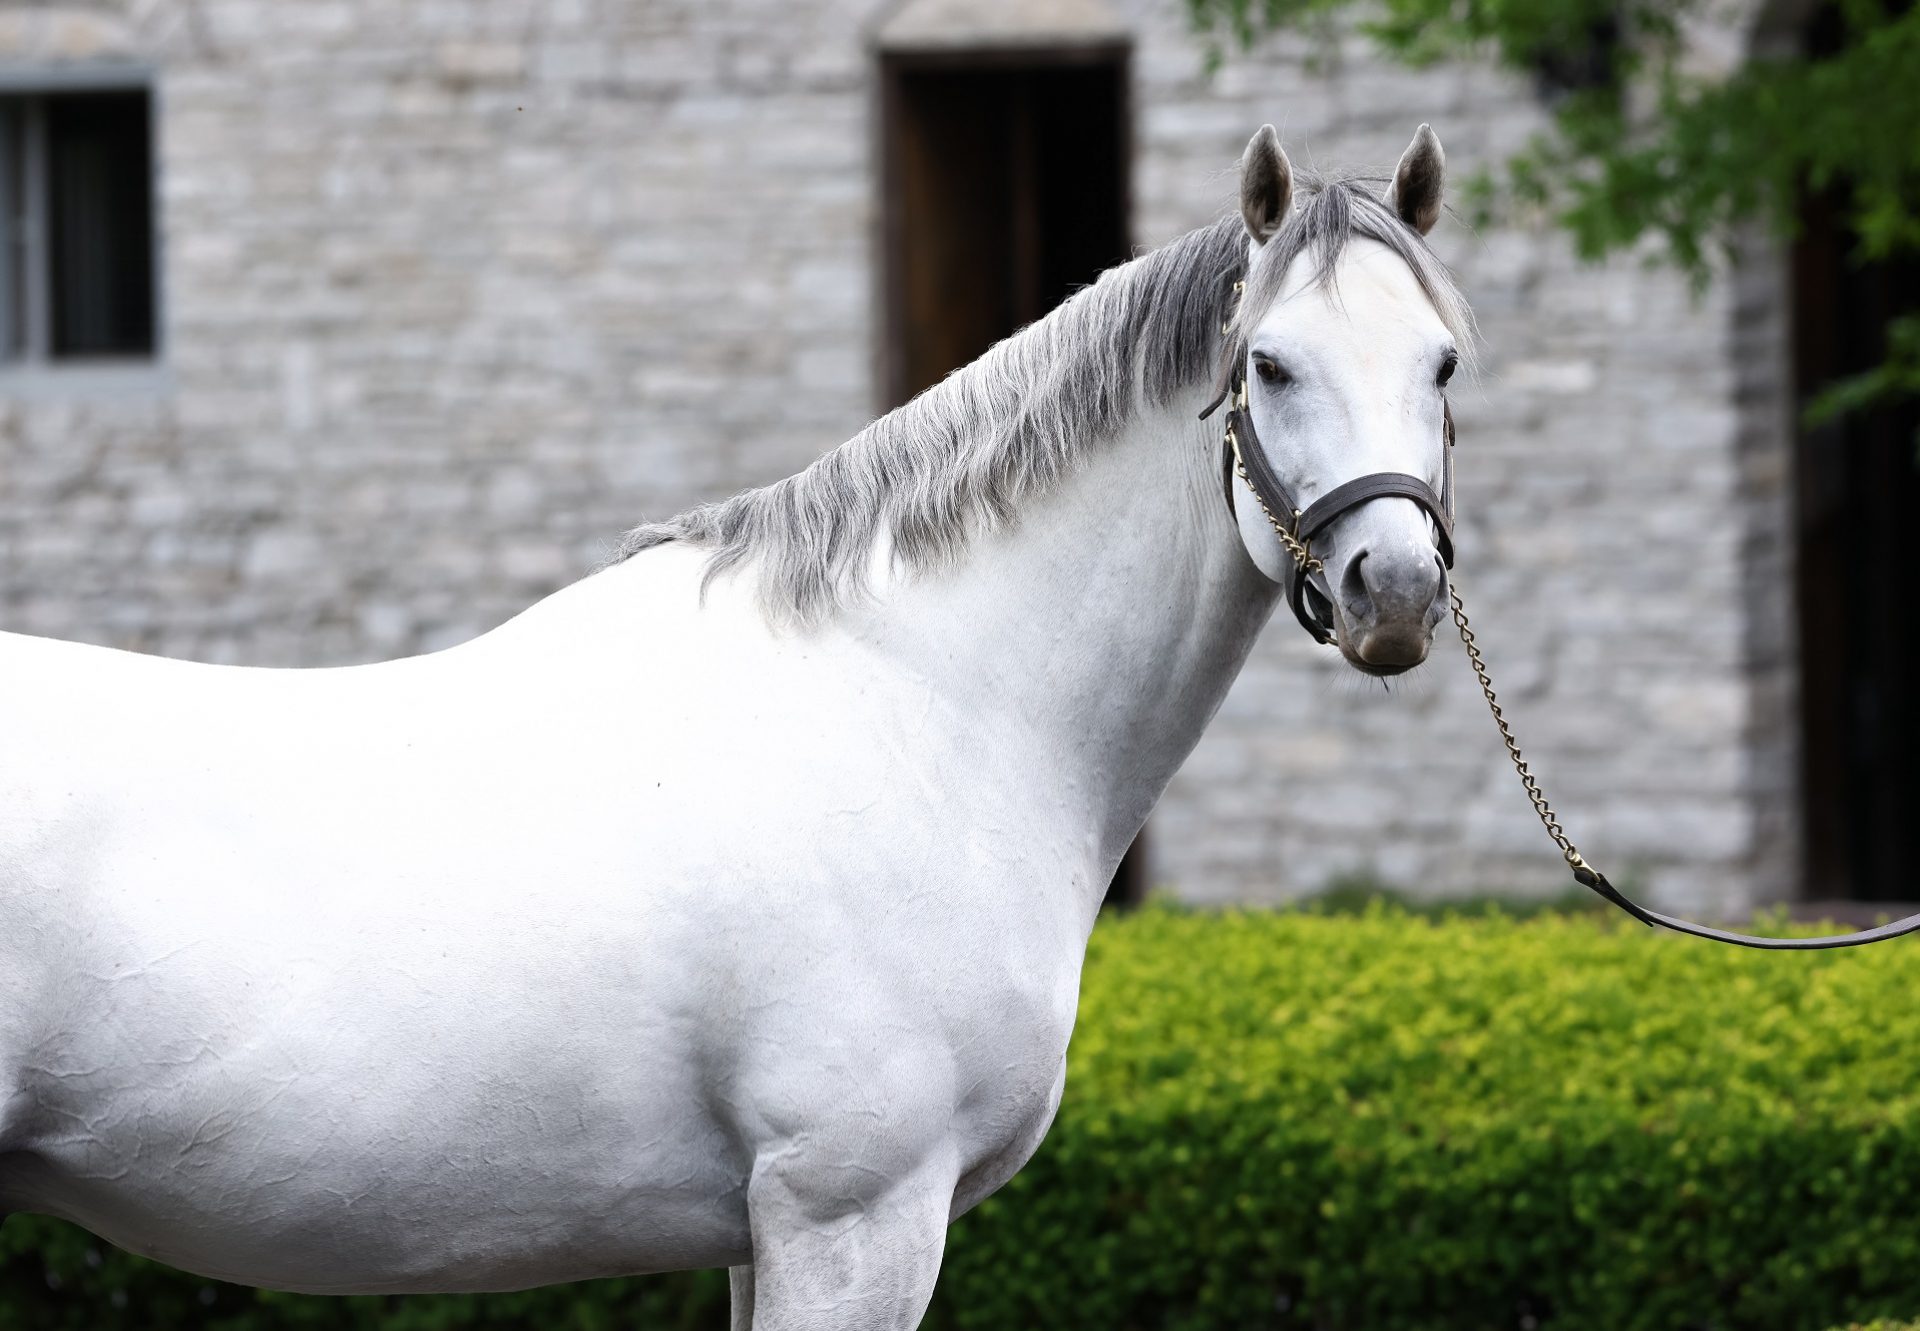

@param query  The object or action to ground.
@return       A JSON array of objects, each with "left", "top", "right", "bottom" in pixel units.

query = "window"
[{"left": 0, "top": 84, "right": 157, "bottom": 363}]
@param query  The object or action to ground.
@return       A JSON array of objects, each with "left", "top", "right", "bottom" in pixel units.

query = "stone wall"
[
  {"left": 0, "top": 0, "right": 1795, "bottom": 911},
  {"left": 0, "top": 0, "right": 880, "bottom": 662}
]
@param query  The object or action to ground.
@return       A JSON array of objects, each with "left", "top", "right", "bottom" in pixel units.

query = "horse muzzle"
[{"left": 1330, "top": 546, "right": 1447, "bottom": 673}]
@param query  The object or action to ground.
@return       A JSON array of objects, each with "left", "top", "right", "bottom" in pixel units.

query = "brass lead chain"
[{"left": 1447, "top": 583, "right": 1587, "bottom": 873}]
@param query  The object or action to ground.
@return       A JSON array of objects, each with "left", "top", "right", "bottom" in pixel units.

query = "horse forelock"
[{"left": 612, "top": 171, "right": 1473, "bottom": 628}]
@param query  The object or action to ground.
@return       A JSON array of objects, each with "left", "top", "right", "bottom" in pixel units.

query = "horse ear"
[
  {"left": 1385, "top": 123, "right": 1445, "bottom": 235},
  {"left": 1239, "top": 124, "right": 1292, "bottom": 246}
]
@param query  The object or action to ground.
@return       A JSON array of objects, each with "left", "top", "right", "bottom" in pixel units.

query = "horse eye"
[
  {"left": 1254, "top": 358, "right": 1290, "bottom": 386},
  {"left": 1436, "top": 354, "right": 1459, "bottom": 387}
]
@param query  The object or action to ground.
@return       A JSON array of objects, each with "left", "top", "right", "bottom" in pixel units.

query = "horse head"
[{"left": 1225, "top": 124, "right": 1468, "bottom": 676}]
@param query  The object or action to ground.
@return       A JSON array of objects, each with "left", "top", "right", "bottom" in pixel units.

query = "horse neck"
[{"left": 854, "top": 389, "right": 1280, "bottom": 899}]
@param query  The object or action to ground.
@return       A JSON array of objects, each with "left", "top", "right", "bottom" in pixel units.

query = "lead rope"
[
  {"left": 1218, "top": 250, "right": 1917, "bottom": 946},
  {"left": 1448, "top": 586, "right": 1585, "bottom": 880},
  {"left": 1235, "top": 409, "right": 1604, "bottom": 894},
  {"left": 1230, "top": 463, "right": 1657, "bottom": 926},
  {"left": 1444, "top": 584, "right": 1665, "bottom": 923},
  {"left": 1213, "top": 338, "right": 1920, "bottom": 944},
  {"left": 1223, "top": 373, "right": 1920, "bottom": 945},
  {"left": 1233, "top": 403, "right": 1654, "bottom": 922}
]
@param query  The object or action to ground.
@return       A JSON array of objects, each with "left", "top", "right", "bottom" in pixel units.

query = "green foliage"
[
  {"left": 1186, "top": 0, "right": 1920, "bottom": 427},
  {"left": 931, "top": 904, "right": 1920, "bottom": 1329},
  {"left": 1293, "top": 872, "right": 1608, "bottom": 920},
  {"left": 8, "top": 905, "right": 1920, "bottom": 1328}
]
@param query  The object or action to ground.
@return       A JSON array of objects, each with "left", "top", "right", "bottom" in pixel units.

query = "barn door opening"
[
  {"left": 1791, "top": 10, "right": 1920, "bottom": 900},
  {"left": 879, "top": 46, "right": 1144, "bottom": 905}
]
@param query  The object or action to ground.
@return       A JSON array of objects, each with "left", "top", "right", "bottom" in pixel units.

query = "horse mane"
[{"left": 612, "top": 171, "right": 1473, "bottom": 627}]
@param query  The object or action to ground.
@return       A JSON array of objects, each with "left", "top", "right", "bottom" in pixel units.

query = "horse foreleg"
[
  {"left": 744, "top": 1156, "right": 954, "bottom": 1331},
  {"left": 729, "top": 1264, "right": 755, "bottom": 1331}
]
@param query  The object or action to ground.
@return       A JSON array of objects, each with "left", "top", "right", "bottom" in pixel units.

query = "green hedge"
[{"left": 5, "top": 903, "right": 1920, "bottom": 1329}]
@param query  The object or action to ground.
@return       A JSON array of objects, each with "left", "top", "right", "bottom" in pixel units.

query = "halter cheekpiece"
[{"left": 1207, "top": 277, "right": 1920, "bottom": 951}]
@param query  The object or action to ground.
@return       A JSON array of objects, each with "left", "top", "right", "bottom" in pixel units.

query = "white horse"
[{"left": 0, "top": 125, "right": 1469, "bottom": 1328}]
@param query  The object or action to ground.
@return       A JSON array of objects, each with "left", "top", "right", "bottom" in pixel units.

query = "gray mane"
[{"left": 613, "top": 171, "right": 1472, "bottom": 627}]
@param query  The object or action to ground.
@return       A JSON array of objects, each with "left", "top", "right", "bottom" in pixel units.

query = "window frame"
[{"left": 0, "top": 61, "right": 164, "bottom": 389}]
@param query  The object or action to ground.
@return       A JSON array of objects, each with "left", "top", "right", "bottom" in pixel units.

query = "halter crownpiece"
[{"left": 1205, "top": 295, "right": 1920, "bottom": 950}]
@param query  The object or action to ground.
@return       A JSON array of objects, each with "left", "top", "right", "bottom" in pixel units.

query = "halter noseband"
[{"left": 1198, "top": 335, "right": 1456, "bottom": 645}]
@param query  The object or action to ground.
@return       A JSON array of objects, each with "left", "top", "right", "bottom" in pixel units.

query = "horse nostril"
[{"left": 1340, "top": 550, "right": 1373, "bottom": 616}]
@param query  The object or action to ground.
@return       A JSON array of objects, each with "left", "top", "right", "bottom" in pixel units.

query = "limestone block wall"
[
  {"left": 0, "top": 0, "right": 1795, "bottom": 911},
  {"left": 0, "top": 0, "right": 880, "bottom": 663}
]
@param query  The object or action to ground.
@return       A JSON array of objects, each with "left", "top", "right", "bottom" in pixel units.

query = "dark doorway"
[
  {"left": 880, "top": 47, "right": 1131, "bottom": 403},
  {"left": 1791, "top": 10, "right": 1920, "bottom": 900},
  {"left": 880, "top": 46, "right": 1145, "bottom": 906}
]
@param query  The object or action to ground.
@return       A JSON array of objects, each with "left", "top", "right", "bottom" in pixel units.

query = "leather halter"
[
  {"left": 1200, "top": 334, "right": 1920, "bottom": 951},
  {"left": 1199, "top": 342, "right": 1455, "bottom": 646}
]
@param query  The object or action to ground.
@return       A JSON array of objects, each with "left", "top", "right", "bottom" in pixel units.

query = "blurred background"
[{"left": 0, "top": 0, "right": 1913, "bottom": 922}]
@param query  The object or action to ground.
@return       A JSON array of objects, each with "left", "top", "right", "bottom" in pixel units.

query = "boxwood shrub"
[{"left": 4, "top": 903, "right": 1918, "bottom": 1329}]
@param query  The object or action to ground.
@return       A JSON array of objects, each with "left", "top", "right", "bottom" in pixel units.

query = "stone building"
[{"left": 0, "top": 0, "right": 1899, "bottom": 914}]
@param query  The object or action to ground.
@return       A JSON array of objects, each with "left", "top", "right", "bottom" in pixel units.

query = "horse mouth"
[
  {"left": 1313, "top": 579, "right": 1431, "bottom": 677},
  {"left": 1344, "top": 654, "right": 1420, "bottom": 678}
]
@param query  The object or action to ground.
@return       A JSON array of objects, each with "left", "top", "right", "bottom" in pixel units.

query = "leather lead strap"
[{"left": 1573, "top": 865, "right": 1920, "bottom": 950}]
